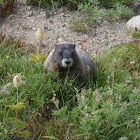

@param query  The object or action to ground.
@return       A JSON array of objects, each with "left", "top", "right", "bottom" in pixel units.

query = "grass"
[
  {"left": 131, "top": 29, "right": 140, "bottom": 39},
  {"left": 0, "top": 31, "right": 140, "bottom": 139},
  {"left": 69, "top": 1, "right": 134, "bottom": 33},
  {"left": 0, "top": 0, "right": 139, "bottom": 139}
]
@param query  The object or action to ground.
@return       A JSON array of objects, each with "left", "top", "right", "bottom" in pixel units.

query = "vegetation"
[
  {"left": 69, "top": 0, "right": 134, "bottom": 33},
  {"left": 0, "top": 0, "right": 139, "bottom": 139},
  {"left": 0, "top": 29, "right": 140, "bottom": 139},
  {"left": 69, "top": 21, "right": 89, "bottom": 33},
  {"left": 27, "top": 0, "right": 134, "bottom": 9},
  {"left": 131, "top": 29, "right": 140, "bottom": 39},
  {"left": 0, "top": 0, "right": 14, "bottom": 17},
  {"left": 99, "top": 0, "right": 133, "bottom": 8}
]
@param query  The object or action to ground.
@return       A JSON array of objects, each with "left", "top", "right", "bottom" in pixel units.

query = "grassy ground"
[
  {"left": 0, "top": 31, "right": 140, "bottom": 139},
  {"left": 0, "top": 0, "right": 139, "bottom": 139}
]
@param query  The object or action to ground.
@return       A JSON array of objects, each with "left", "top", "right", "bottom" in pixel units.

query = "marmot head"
[{"left": 54, "top": 42, "right": 77, "bottom": 69}]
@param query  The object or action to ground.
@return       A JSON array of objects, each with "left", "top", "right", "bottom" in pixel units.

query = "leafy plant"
[
  {"left": 113, "top": 2, "right": 134, "bottom": 18},
  {"left": 99, "top": 0, "right": 133, "bottom": 8},
  {"left": 69, "top": 20, "right": 89, "bottom": 33}
]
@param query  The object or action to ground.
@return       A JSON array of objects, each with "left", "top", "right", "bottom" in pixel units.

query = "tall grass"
[{"left": 0, "top": 34, "right": 140, "bottom": 139}]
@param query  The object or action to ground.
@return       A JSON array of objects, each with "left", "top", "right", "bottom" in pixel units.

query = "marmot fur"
[{"left": 44, "top": 42, "right": 96, "bottom": 80}]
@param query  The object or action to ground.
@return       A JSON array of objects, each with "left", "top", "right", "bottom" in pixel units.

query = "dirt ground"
[{"left": 0, "top": 2, "right": 133, "bottom": 57}]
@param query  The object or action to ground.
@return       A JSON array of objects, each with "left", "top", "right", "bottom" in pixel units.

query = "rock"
[
  {"left": 27, "top": 10, "right": 33, "bottom": 17},
  {"left": 45, "top": 11, "right": 51, "bottom": 18},
  {"left": 26, "top": 6, "right": 32, "bottom": 11},
  {"left": 33, "top": 27, "right": 36, "bottom": 31},
  {"left": 62, "top": 24, "right": 65, "bottom": 27},
  {"left": 126, "top": 15, "right": 140, "bottom": 31},
  {"left": 92, "top": 29, "right": 97, "bottom": 36},
  {"left": 58, "top": 37, "right": 66, "bottom": 42},
  {"left": 0, "top": 83, "right": 12, "bottom": 94},
  {"left": 49, "top": 20, "right": 54, "bottom": 23},
  {"left": 90, "top": 41, "right": 94, "bottom": 44},
  {"left": 134, "top": 0, "right": 140, "bottom": 14},
  {"left": 119, "top": 137, "right": 128, "bottom": 140},
  {"left": 17, "top": 0, "right": 27, "bottom": 5},
  {"left": 82, "top": 34, "right": 88, "bottom": 41}
]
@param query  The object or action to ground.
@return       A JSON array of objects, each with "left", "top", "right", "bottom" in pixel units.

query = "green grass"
[
  {"left": 131, "top": 29, "right": 140, "bottom": 39},
  {"left": 69, "top": 20, "right": 89, "bottom": 33},
  {"left": 69, "top": 1, "right": 134, "bottom": 33},
  {"left": 0, "top": 34, "right": 140, "bottom": 139}
]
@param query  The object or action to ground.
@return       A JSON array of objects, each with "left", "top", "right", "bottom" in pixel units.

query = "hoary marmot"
[{"left": 44, "top": 42, "right": 96, "bottom": 80}]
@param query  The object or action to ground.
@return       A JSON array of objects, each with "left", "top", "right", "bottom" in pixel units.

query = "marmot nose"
[{"left": 65, "top": 60, "right": 71, "bottom": 65}]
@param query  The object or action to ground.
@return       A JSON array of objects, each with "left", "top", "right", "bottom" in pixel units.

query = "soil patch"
[{"left": 0, "top": 2, "right": 133, "bottom": 57}]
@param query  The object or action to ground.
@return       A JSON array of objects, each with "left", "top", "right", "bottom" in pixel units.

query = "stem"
[
  {"left": 37, "top": 40, "right": 40, "bottom": 55},
  {"left": 16, "top": 110, "right": 18, "bottom": 118},
  {"left": 17, "top": 87, "right": 18, "bottom": 103}
]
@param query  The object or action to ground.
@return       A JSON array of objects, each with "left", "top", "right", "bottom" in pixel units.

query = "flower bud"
[
  {"left": 36, "top": 27, "right": 44, "bottom": 41},
  {"left": 13, "top": 74, "right": 22, "bottom": 88},
  {"left": 130, "top": 60, "right": 135, "bottom": 64}
]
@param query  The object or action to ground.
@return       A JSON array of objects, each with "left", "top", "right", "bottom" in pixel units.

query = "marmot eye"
[
  {"left": 59, "top": 51, "right": 62, "bottom": 55},
  {"left": 71, "top": 49, "right": 75, "bottom": 54}
]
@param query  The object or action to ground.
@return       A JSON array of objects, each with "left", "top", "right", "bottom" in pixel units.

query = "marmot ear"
[{"left": 55, "top": 44, "right": 58, "bottom": 50}]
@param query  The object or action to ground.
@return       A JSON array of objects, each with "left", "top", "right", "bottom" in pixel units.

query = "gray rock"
[
  {"left": 77, "top": 41, "right": 82, "bottom": 45},
  {"left": 119, "top": 137, "right": 128, "bottom": 140},
  {"left": 58, "top": 37, "right": 67, "bottom": 42},
  {"left": 33, "top": 27, "right": 36, "bottom": 31},
  {"left": 27, "top": 10, "right": 33, "bottom": 17},
  {"left": 17, "top": 0, "right": 27, "bottom": 5},
  {"left": 126, "top": 15, "right": 140, "bottom": 31},
  {"left": 26, "top": 6, "right": 32, "bottom": 11},
  {"left": 45, "top": 11, "right": 51, "bottom": 18},
  {"left": 0, "top": 83, "right": 12, "bottom": 94},
  {"left": 62, "top": 24, "right": 65, "bottom": 27},
  {"left": 82, "top": 34, "right": 88, "bottom": 40}
]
